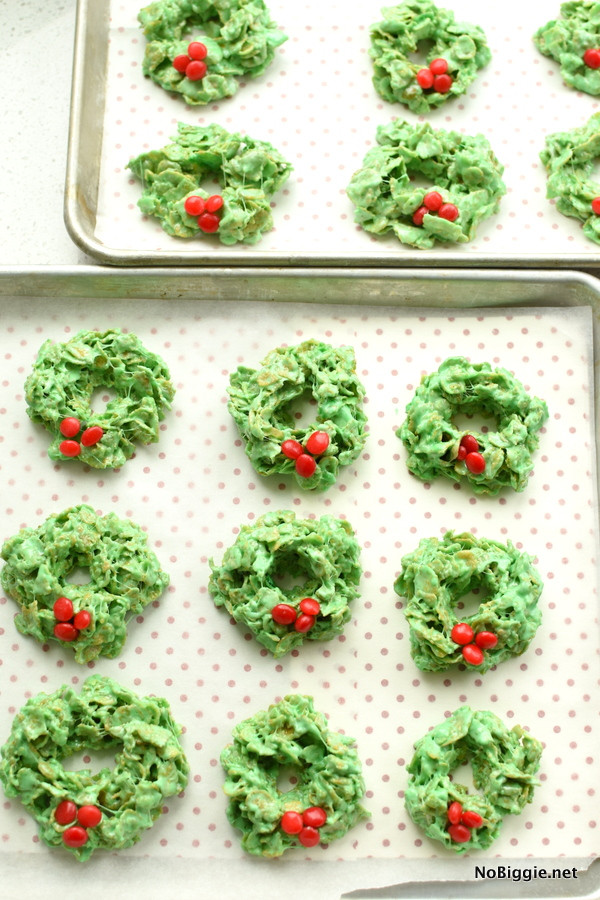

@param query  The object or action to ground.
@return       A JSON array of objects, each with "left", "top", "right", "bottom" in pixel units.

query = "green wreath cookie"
[
  {"left": 370, "top": 0, "right": 491, "bottom": 114},
  {"left": 221, "top": 694, "right": 369, "bottom": 857},
  {"left": 1, "top": 505, "right": 169, "bottom": 663},
  {"left": 398, "top": 356, "right": 549, "bottom": 494},
  {"left": 25, "top": 329, "right": 174, "bottom": 469},
  {"left": 394, "top": 531, "right": 544, "bottom": 673},
  {"left": 347, "top": 120, "right": 505, "bottom": 249},
  {"left": 534, "top": 1, "right": 600, "bottom": 95},
  {"left": 540, "top": 112, "right": 600, "bottom": 245},
  {"left": 0, "top": 676, "right": 188, "bottom": 860},
  {"left": 138, "top": 0, "right": 286, "bottom": 105},
  {"left": 209, "top": 510, "right": 362, "bottom": 657},
  {"left": 227, "top": 339, "right": 367, "bottom": 491},
  {"left": 127, "top": 123, "right": 292, "bottom": 245},
  {"left": 405, "top": 706, "right": 542, "bottom": 852}
]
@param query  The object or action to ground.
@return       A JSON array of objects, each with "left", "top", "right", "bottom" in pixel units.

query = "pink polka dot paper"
[
  {"left": 0, "top": 299, "right": 598, "bottom": 872},
  {"left": 89, "top": 0, "right": 600, "bottom": 262}
]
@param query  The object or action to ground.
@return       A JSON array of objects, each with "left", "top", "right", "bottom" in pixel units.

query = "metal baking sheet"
[
  {"left": 0, "top": 267, "right": 599, "bottom": 900},
  {"left": 65, "top": 0, "right": 600, "bottom": 268}
]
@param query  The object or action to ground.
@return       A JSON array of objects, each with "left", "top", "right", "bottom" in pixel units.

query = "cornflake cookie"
[
  {"left": 221, "top": 694, "right": 369, "bottom": 856},
  {"left": 347, "top": 120, "right": 505, "bottom": 249},
  {"left": 209, "top": 510, "right": 362, "bottom": 657},
  {"left": 398, "top": 356, "right": 548, "bottom": 494},
  {"left": 405, "top": 706, "right": 542, "bottom": 852},
  {"left": 227, "top": 339, "right": 367, "bottom": 491},
  {"left": 127, "top": 123, "right": 292, "bottom": 245},
  {"left": 370, "top": 0, "right": 491, "bottom": 114},
  {"left": 25, "top": 328, "right": 174, "bottom": 469},
  {"left": 540, "top": 111, "right": 600, "bottom": 245},
  {"left": 1, "top": 505, "right": 169, "bottom": 663},
  {"left": 394, "top": 531, "right": 544, "bottom": 673},
  {"left": 138, "top": 0, "right": 286, "bottom": 104},
  {"left": 534, "top": 1, "right": 600, "bottom": 95},
  {"left": 0, "top": 676, "right": 189, "bottom": 860}
]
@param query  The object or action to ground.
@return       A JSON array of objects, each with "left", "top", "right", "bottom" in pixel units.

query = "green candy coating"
[
  {"left": 347, "top": 120, "right": 505, "bottom": 249},
  {"left": 370, "top": 0, "right": 491, "bottom": 114},
  {"left": 405, "top": 706, "right": 542, "bottom": 853},
  {"left": 127, "top": 122, "right": 292, "bottom": 245},
  {"left": 227, "top": 339, "right": 367, "bottom": 491},
  {"left": 221, "top": 694, "right": 369, "bottom": 857},
  {"left": 209, "top": 510, "right": 362, "bottom": 657},
  {"left": 540, "top": 112, "right": 600, "bottom": 245},
  {"left": 534, "top": 1, "right": 600, "bottom": 95},
  {"left": 25, "top": 329, "right": 175, "bottom": 469},
  {"left": 1, "top": 505, "right": 169, "bottom": 663},
  {"left": 0, "top": 676, "right": 189, "bottom": 861},
  {"left": 138, "top": 0, "right": 287, "bottom": 105},
  {"left": 398, "top": 356, "right": 549, "bottom": 494},
  {"left": 394, "top": 531, "right": 543, "bottom": 673}
]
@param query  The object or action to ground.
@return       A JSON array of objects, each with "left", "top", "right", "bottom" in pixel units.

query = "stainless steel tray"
[
  {"left": 65, "top": 0, "right": 600, "bottom": 268},
  {"left": 1, "top": 267, "right": 599, "bottom": 900}
]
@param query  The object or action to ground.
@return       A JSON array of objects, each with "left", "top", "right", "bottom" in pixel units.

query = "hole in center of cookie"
[
  {"left": 271, "top": 570, "right": 309, "bottom": 593},
  {"left": 448, "top": 762, "right": 477, "bottom": 794},
  {"left": 89, "top": 386, "right": 119, "bottom": 415},
  {"left": 408, "top": 39, "right": 436, "bottom": 67},
  {"left": 61, "top": 746, "right": 118, "bottom": 776},
  {"left": 65, "top": 566, "right": 92, "bottom": 586},
  {"left": 455, "top": 585, "right": 489, "bottom": 618},
  {"left": 276, "top": 766, "right": 301, "bottom": 794},
  {"left": 452, "top": 410, "right": 498, "bottom": 436},
  {"left": 279, "top": 388, "right": 318, "bottom": 429}
]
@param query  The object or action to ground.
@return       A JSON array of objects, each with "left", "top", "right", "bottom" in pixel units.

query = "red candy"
[
  {"left": 412, "top": 205, "right": 428, "bottom": 227},
  {"left": 416, "top": 68, "right": 434, "bottom": 89},
  {"left": 73, "top": 610, "right": 92, "bottom": 630},
  {"left": 188, "top": 41, "right": 208, "bottom": 61},
  {"left": 299, "top": 597, "right": 321, "bottom": 616},
  {"left": 461, "top": 809, "right": 483, "bottom": 828},
  {"left": 305, "top": 431, "right": 330, "bottom": 456},
  {"left": 77, "top": 805, "right": 102, "bottom": 828},
  {"left": 429, "top": 58, "right": 448, "bottom": 75},
  {"left": 451, "top": 622, "right": 474, "bottom": 645},
  {"left": 59, "top": 440, "right": 81, "bottom": 458},
  {"left": 423, "top": 191, "right": 443, "bottom": 211},
  {"left": 271, "top": 603, "right": 297, "bottom": 625},
  {"left": 53, "top": 596, "right": 74, "bottom": 622},
  {"left": 55, "top": 800, "right": 77, "bottom": 825},
  {"left": 281, "top": 439, "right": 303, "bottom": 459},
  {"left": 81, "top": 426, "right": 103, "bottom": 447},
  {"left": 475, "top": 630, "right": 498, "bottom": 649},
  {"left": 295, "top": 454, "right": 317, "bottom": 478},
  {"left": 438, "top": 202, "right": 459, "bottom": 221},
  {"left": 172, "top": 54, "right": 191, "bottom": 73},
  {"left": 447, "top": 801, "right": 463, "bottom": 825},
  {"left": 54, "top": 622, "right": 79, "bottom": 642},
  {"left": 433, "top": 74, "right": 453, "bottom": 93},
  {"left": 298, "top": 826, "right": 320, "bottom": 847},
  {"left": 448, "top": 823, "right": 471, "bottom": 843},
  {"left": 584, "top": 48, "right": 600, "bottom": 69},
  {"left": 62, "top": 825, "right": 89, "bottom": 848},
  {"left": 294, "top": 613, "right": 316, "bottom": 633},
  {"left": 197, "top": 212, "right": 220, "bottom": 233},
  {"left": 59, "top": 417, "right": 81, "bottom": 438},
  {"left": 592, "top": 197, "right": 600, "bottom": 215},
  {"left": 460, "top": 434, "right": 479, "bottom": 454},
  {"left": 184, "top": 195, "right": 205, "bottom": 217},
  {"left": 462, "top": 643, "right": 484, "bottom": 666},
  {"left": 457, "top": 444, "right": 467, "bottom": 460},
  {"left": 205, "top": 195, "right": 224, "bottom": 213},
  {"left": 303, "top": 807, "right": 327, "bottom": 828},
  {"left": 465, "top": 451, "right": 486, "bottom": 474},
  {"left": 186, "top": 60, "right": 207, "bottom": 81},
  {"left": 281, "top": 810, "right": 304, "bottom": 835}
]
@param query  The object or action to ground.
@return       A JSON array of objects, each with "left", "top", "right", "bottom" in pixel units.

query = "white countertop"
[{"left": 1, "top": 0, "right": 89, "bottom": 266}]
